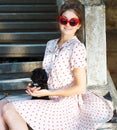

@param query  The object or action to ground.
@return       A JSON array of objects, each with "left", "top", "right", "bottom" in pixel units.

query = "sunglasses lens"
[
  {"left": 60, "top": 18, "right": 67, "bottom": 25},
  {"left": 70, "top": 19, "right": 78, "bottom": 26}
]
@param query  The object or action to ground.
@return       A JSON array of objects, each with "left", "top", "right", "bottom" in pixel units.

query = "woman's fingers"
[
  {"left": 34, "top": 87, "right": 41, "bottom": 91},
  {"left": 26, "top": 86, "right": 41, "bottom": 95},
  {"left": 27, "top": 86, "right": 36, "bottom": 91}
]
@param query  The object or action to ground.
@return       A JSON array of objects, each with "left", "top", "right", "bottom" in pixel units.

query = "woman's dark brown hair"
[
  {"left": 59, "top": 0, "right": 83, "bottom": 24},
  {"left": 58, "top": 0, "right": 84, "bottom": 26}
]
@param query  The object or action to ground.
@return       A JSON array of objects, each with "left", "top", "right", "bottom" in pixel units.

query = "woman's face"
[{"left": 59, "top": 9, "right": 81, "bottom": 36}]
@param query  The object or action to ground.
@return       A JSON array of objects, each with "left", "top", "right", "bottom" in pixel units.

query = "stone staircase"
[
  {"left": 0, "top": 0, "right": 117, "bottom": 129},
  {"left": 0, "top": 0, "right": 59, "bottom": 94}
]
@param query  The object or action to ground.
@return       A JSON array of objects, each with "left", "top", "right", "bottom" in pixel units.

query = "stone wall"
[
  {"left": 104, "top": 0, "right": 117, "bottom": 31},
  {"left": 85, "top": 4, "right": 107, "bottom": 86},
  {"left": 104, "top": 0, "right": 117, "bottom": 88}
]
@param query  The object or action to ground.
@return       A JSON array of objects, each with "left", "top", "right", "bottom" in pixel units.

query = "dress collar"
[{"left": 56, "top": 36, "right": 78, "bottom": 49}]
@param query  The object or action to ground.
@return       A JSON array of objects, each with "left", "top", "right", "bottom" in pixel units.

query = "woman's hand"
[{"left": 26, "top": 83, "right": 49, "bottom": 97}]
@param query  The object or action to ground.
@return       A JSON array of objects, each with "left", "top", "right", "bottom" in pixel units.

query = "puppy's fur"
[{"left": 30, "top": 68, "right": 49, "bottom": 100}]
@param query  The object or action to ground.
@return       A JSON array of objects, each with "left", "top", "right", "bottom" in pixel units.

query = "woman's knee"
[
  {"left": 2, "top": 103, "right": 15, "bottom": 118},
  {"left": 0, "top": 100, "right": 9, "bottom": 114}
]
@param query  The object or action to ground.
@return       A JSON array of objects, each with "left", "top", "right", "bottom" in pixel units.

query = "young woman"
[{"left": 0, "top": 1, "right": 113, "bottom": 130}]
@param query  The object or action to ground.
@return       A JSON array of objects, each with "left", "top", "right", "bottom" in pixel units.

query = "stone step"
[
  {"left": 0, "top": 61, "right": 42, "bottom": 90},
  {"left": 0, "top": 0, "right": 56, "bottom": 4},
  {"left": 0, "top": 93, "right": 31, "bottom": 101},
  {"left": 28, "top": 123, "right": 117, "bottom": 130},
  {"left": 0, "top": 61, "right": 42, "bottom": 74},
  {"left": 97, "top": 123, "right": 117, "bottom": 130},
  {"left": 0, "top": 5, "right": 57, "bottom": 13},
  {"left": 0, "top": 22, "right": 58, "bottom": 32},
  {"left": 0, "top": 44, "right": 46, "bottom": 57},
  {"left": 0, "top": 13, "right": 57, "bottom": 22},
  {"left": 0, "top": 78, "right": 31, "bottom": 90},
  {"left": 0, "top": 32, "right": 60, "bottom": 44}
]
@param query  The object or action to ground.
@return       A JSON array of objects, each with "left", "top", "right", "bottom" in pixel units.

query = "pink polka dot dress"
[{"left": 12, "top": 36, "right": 113, "bottom": 130}]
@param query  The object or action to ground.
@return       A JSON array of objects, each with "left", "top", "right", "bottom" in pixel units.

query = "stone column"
[
  {"left": 79, "top": 0, "right": 107, "bottom": 86},
  {"left": 85, "top": 4, "right": 107, "bottom": 86}
]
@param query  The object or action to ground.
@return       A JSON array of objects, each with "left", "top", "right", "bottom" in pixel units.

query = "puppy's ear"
[
  {"left": 30, "top": 68, "right": 39, "bottom": 82},
  {"left": 41, "top": 69, "right": 48, "bottom": 83}
]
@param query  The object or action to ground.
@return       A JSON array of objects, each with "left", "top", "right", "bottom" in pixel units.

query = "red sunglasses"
[{"left": 58, "top": 16, "right": 80, "bottom": 26}]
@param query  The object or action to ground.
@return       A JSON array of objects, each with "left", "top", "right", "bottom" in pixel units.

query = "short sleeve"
[{"left": 70, "top": 43, "right": 87, "bottom": 70}]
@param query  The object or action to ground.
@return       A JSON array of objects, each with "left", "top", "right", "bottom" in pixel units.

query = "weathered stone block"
[
  {"left": 85, "top": 4, "right": 107, "bottom": 86},
  {"left": 79, "top": 0, "right": 102, "bottom": 5},
  {"left": 57, "top": 0, "right": 102, "bottom": 6},
  {"left": 97, "top": 123, "right": 117, "bottom": 130}
]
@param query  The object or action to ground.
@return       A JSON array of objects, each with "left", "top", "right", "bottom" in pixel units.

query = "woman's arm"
[
  {"left": 26, "top": 67, "right": 86, "bottom": 97},
  {"left": 49, "top": 67, "right": 86, "bottom": 97}
]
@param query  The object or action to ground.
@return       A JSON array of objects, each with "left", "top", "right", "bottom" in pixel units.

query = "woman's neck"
[{"left": 58, "top": 34, "right": 75, "bottom": 47}]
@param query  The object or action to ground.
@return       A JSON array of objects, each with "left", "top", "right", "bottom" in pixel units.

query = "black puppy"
[{"left": 30, "top": 68, "right": 49, "bottom": 100}]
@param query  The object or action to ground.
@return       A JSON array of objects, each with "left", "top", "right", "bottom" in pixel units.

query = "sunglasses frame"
[{"left": 58, "top": 16, "right": 80, "bottom": 26}]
